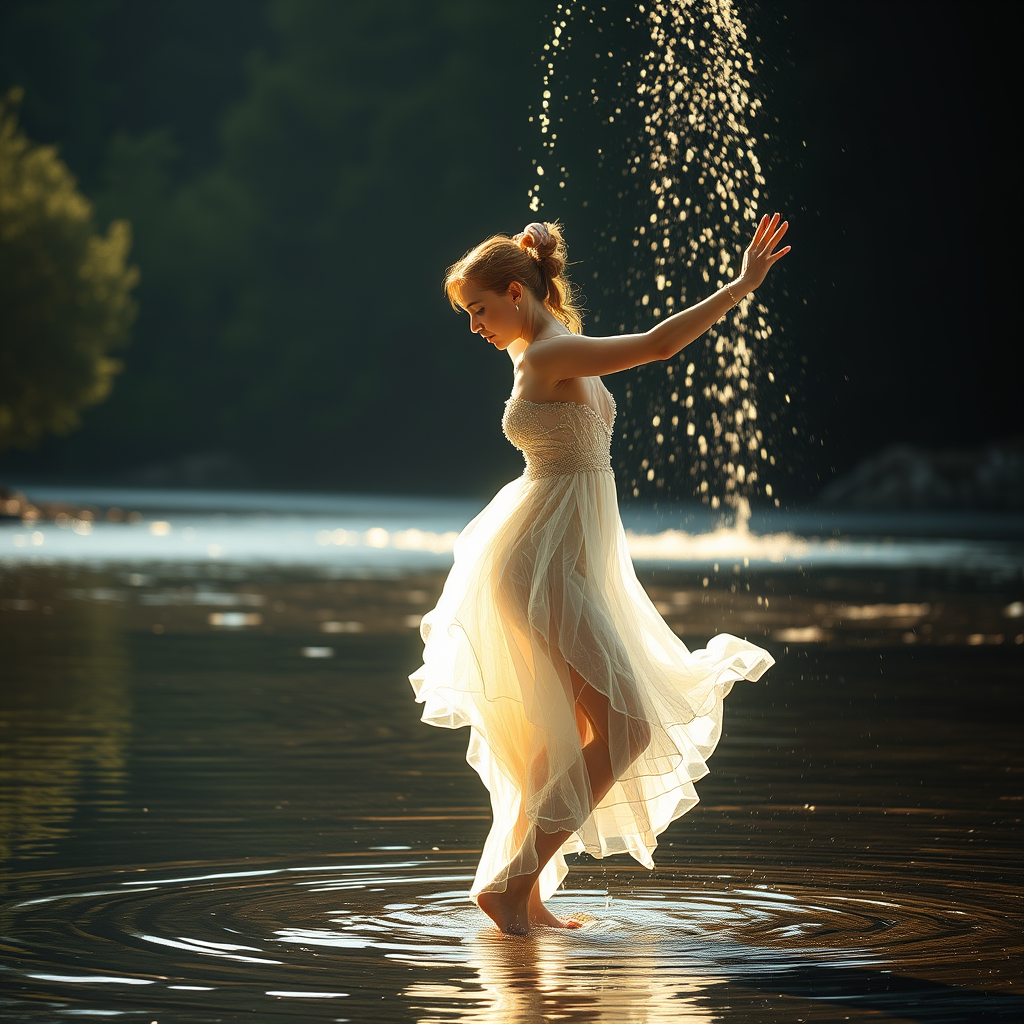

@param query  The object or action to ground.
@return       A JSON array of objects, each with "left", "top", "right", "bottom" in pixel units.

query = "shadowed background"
[{"left": 0, "top": 0, "right": 1018, "bottom": 505}]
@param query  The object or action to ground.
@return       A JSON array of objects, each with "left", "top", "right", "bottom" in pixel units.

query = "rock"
[{"left": 819, "top": 439, "right": 1024, "bottom": 510}]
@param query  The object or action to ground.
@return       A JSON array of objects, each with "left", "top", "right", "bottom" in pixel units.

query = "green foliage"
[
  {"left": 0, "top": 89, "right": 138, "bottom": 451},
  {"left": 0, "top": 0, "right": 544, "bottom": 490}
]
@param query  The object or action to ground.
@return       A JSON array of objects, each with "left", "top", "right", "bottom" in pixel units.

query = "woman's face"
[{"left": 457, "top": 283, "right": 523, "bottom": 351}]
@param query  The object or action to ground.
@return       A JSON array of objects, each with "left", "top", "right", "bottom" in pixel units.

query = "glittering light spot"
[
  {"left": 28, "top": 974, "right": 154, "bottom": 985},
  {"left": 774, "top": 626, "right": 827, "bottom": 643},
  {"left": 266, "top": 991, "right": 349, "bottom": 999},
  {"left": 208, "top": 612, "right": 262, "bottom": 628}
]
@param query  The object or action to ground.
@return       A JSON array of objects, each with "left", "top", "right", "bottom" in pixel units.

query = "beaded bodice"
[{"left": 502, "top": 394, "right": 615, "bottom": 480}]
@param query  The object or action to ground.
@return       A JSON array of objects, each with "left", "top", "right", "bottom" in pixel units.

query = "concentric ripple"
[{"left": 3, "top": 853, "right": 1021, "bottom": 1023}]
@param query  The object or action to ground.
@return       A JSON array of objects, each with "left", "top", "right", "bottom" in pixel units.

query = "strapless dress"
[{"left": 409, "top": 386, "right": 773, "bottom": 902}]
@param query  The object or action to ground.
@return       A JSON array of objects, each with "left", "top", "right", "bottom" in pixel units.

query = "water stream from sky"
[{"left": 531, "top": 0, "right": 787, "bottom": 511}]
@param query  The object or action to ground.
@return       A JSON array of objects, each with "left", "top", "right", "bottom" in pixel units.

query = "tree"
[{"left": 0, "top": 89, "right": 138, "bottom": 451}]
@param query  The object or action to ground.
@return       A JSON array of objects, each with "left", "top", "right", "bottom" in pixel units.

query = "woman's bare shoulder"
[{"left": 524, "top": 328, "right": 653, "bottom": 380}]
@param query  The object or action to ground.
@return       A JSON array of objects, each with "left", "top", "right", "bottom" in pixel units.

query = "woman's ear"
[{"left": 508, "top": 282, "right": 523, "bottom": 304}]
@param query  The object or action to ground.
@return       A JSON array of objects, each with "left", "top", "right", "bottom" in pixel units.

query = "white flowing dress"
[{"left": 409, "top": 383, "right": 773, "bottom": 904}]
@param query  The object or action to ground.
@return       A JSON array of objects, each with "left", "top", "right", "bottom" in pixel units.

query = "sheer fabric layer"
[{"left": 409, "top": 395, "right": 773, "bottom": 903}]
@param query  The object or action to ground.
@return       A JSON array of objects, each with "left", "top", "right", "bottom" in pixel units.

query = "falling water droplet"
[{"left": 533, "top": 0, "right": 783, "bottom": 514}]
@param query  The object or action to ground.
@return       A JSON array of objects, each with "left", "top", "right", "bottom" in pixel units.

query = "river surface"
[{"left": 1, "top": 489, "right": 1022, "bottom": 1022}]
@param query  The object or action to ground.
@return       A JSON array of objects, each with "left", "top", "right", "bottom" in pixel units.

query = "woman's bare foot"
[
  {"left": 528, "top": 883, "right": 581, "bottom": 929},
  {"left": 477, "top": 888, "right": 531, "bottom": 935},
  {"left": 529, "top": 900, "right": 582, "bottom": 929},
  {"left": 477, "top": 883, "right": 582, "bottom": 935}
]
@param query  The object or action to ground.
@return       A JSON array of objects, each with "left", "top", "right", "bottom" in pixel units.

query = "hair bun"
[{"left": 518, "top": 221, "right": 555, "bottom": 256}]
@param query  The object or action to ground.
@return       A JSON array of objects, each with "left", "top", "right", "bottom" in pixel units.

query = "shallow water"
[{"left": 1, "top": 502, "right": 1023, "bottom": 1022}]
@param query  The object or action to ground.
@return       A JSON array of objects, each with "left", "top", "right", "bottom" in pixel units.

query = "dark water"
[{"left": 2, "top": 544, "right": 1023, "bottom": 1021}]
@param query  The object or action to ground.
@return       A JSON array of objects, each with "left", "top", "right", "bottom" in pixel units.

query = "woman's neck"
[
  {"left": 522, "top": 302, "right": 566, "bottom": 345},
  {"left": 506, "top": 299, "right": 568, "bottom": 363}
]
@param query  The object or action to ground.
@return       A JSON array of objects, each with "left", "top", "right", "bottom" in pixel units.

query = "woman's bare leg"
[
  {"left": 478, "top": 734, "right": 615, "bottom": 933},
  {"left": 478, "top": 670, "right": 628, "bottom": 934}
]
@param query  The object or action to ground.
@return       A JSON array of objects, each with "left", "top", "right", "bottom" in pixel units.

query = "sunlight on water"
[
  {"left": 4, "top": 489, "right": 1022, "bottom": 578},
  {"left": 3, "top": 493, "right": 1022, "bottom": 652},
  {"left": 5, "top": 505, "right": 1023, "bottom": 576},
  {"left": 533, "top": 0, "right": 785, "bottom": 513},
  {"left": 626, "top": 497, "right": 808, "bottom": 564}
]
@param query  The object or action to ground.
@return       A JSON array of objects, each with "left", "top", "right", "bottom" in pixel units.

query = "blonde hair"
[{"left": 444, "top": 220, "right": 583, "bottom": 334}]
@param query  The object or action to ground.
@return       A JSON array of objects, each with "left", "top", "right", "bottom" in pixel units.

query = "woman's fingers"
[
  {"left": 752, "top": 215, "right": 788, "bottom": 256},
  {"left": 750, "top": 212, "right": 782, "bottom": 252},
  {"left": 766, "top": 219, "right": 789, "bottom": 253},
  {"left": 751, "top": 213, "right": 770, "bottom": 247},
  {"left": 762, "top": 213, "right": 782, "bottom": 247},
  {"left": 742, "top": 214, "right": 790, "bottom": 282},
  {"left": 747, "top": 214, "right": 767, "bottom": 248}
]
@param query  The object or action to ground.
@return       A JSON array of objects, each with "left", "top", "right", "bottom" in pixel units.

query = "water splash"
[{"left": 532, "top": 1, "right": 785, "bottom": 512}]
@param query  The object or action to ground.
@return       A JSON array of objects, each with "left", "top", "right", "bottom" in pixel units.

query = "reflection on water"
[
  {"left": 1, "top": 494, "right": 1023, "bottom": 1021},
  {"left": 0, "top": 599, "right": 131, "bottom": 866},
  {"left": 2, "top": 558, "right": 1020, "bottom": 652}
]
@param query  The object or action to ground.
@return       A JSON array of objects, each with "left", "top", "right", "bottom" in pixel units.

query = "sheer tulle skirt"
[{"left": 409, "top": 469, "right": 773, "bottom": 902}]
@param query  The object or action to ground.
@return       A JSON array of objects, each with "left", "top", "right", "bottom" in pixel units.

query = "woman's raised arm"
[{"left": 527, "top": 213, "right": 790, "bottom": 380}]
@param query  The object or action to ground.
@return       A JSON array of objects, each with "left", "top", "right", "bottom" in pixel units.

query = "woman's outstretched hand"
[
  {"left": 738, "top": 213, "right": 790, "bottom": 292},
  {"left": 521, "top": 211, "right": 792, "bottom": 380}
]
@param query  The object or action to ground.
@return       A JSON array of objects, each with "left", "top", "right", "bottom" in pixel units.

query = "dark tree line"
[
  {"left": 1, "top": 1, "right": 1018, "bottom": 500},
  {"left": 0, "top": 0, "right": 551, "bottom": 495}
]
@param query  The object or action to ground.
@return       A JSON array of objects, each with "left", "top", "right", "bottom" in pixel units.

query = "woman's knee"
[{"left": 571, "top": 673, "right": 652, "bottom": 757}]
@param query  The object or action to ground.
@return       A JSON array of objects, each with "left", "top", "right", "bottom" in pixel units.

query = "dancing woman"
[{"left": 410, "top": 213, "right": 790, "bottom": 934}]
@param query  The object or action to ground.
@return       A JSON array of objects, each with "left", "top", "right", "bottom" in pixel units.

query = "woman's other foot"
[
  {"left": 529, "top": 900, "right": 582, "bottom": 930},
  {"left": 529, "top": 879, "right": 582, "bottom": 930}
]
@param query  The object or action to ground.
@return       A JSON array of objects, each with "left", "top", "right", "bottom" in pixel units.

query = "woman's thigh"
[
  {"left": 570, "top": 664, "right": 652, "bottom": 758},
  {"left": 570, "top": 666, "right": 610, "bottom": 744}
]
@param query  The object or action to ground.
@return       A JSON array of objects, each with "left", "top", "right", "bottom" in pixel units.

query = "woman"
[{"left": 410, "top": 213, "right": 790, "bottom": 935}]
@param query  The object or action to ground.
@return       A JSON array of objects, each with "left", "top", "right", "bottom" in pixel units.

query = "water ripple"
[{"left": 3, "top": 853, "right": 1021, "bottom": 1022}]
